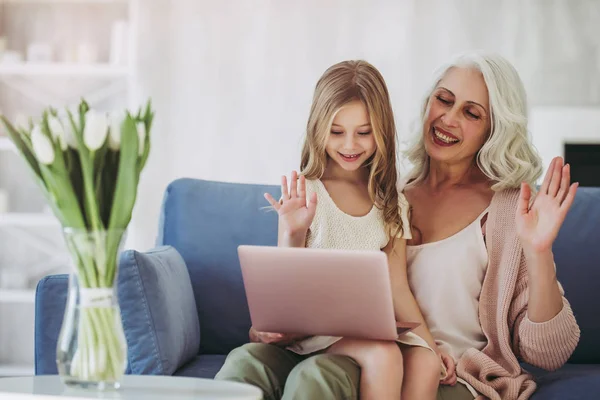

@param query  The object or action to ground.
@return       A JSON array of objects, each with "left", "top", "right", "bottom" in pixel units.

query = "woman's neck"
[
  {"left": 426, "top": 158, "right": 487, "bottom": 192},
  {"left": 322, "top": 157, "right": 369, "bottom": 184}
]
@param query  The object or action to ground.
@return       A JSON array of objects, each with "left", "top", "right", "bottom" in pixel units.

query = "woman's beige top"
[
  {"left": 406, "top": 207, "right": 490, "bottom": 361},
  {"left": 407, "top": 207, "right": 490, "bottom": 398}
]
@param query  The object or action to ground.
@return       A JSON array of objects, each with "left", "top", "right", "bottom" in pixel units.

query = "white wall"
[
  {"left": 129, "top": 0, "right": 600, "bottom": 251},
  {"left": 530, "top": 107, "right": 600, "bottom": 173}
]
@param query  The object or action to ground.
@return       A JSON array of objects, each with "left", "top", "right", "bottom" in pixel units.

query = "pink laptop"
[{"left": 238, "top": 245, "right": 419, "bottom": 341}]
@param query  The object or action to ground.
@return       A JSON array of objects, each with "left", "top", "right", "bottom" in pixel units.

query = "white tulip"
[
  {"left": 83, "top": 110, "right": 108, "bottom": 151},
  {"left": 136, "top": 122, "right": 146, "bottom": 156},
  {"left": 31, "top": 125, "right": 55, "bottom": 165},
  {"left": 14, "top": 113, "right": 30, "bottom": 133},
  {"left": 108, "top": 110, "right": 125, "bottom": 151},
  {"left": 47, "top": 116, "right": 68, "bottom": 151},
  {"left": 61, "top": 115, "right": 78, "bottom": 149}
]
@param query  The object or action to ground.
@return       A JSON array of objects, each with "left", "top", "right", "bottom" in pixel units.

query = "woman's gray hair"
[{"left": 405, "top": 51, "right": 543, "bottom": 191}]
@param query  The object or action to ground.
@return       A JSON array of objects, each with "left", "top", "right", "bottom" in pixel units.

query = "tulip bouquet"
[{"left": 1, "top": 99, "right": 153, "bottom": 388}]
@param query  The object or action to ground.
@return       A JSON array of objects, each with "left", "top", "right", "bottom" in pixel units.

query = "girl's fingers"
[
  {"left": 306, "top": 192, "right": 318, "bottom": 221},
  {"left": 281, "top": 175, "right": 289, "bottom": 200},
  {"left": 264, "top": 193, "right": 281, "bottom": 211},
  {"left": 290, "top": 171, "right": 298, "bottom": 198},
  {"left": 297, "top": 174, "right": 306, "bottom": 203},
  {"left": 547, "top": 157, "right": 563, "bottom": 198}
]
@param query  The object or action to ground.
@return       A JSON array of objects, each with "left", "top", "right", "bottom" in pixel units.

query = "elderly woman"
[
  {"left": 216, "top": 52, "right": 580, "bottom": 400},
  {"left": 400, "top": 51, "right": 580, "bottom": 400}
]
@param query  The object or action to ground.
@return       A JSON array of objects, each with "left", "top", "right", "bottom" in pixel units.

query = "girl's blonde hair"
[
  {"left": 300, "top": 60, "right": 404, "bottom": 238},
  {"left": 406, "top": 51, "right": 543, "bottom": 191}
]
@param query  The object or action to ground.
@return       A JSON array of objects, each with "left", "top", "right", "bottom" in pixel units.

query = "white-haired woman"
[{"left": 400, "top": 51, "right": 580, "bottom": 399}]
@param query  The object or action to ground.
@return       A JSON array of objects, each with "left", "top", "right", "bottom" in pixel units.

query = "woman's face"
[
  {"left": 423, "top": 67, "right": 491, "bottom": 165},
  {"left": 325, "top": 100, "right": 376, "bottom": 173}
]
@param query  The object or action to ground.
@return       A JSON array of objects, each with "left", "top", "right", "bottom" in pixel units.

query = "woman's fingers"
[
  {"left": 446, "top": 374, "right": 457, "bottom": 386},
  {"left": 540, "top": 157, "right": 557, "bottom": 195},
  {"left": 442, "top": 353, "right": 455, "bottom": 376},
  {"left": 264, "top": 193, "right": 281, "bottom": 211},
  {"left": 439, "top": 352, "right": 457, "bottom": 385},
  {"left": 547, "top": 157, "right": 563, "bottom": 198},
  {"left": 517, "top": 182, "right": 531, "bottom": 217},
  {"left": 556, "top": 164, "right": 571, "bottom": 204},
  {"left": 560, "top": 182, "right": 579, "bottom": 213}
]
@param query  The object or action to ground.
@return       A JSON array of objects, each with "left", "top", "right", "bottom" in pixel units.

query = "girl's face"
[
  {"left": 325, "top": 100, "right": 376, "bottom": 173},
  {"left": 424, "top": 67, "right": 491, "bottom": 165}
]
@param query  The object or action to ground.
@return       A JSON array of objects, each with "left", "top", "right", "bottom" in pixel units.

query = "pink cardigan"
[{"left": 457, "top": 189, "right": 580, "bottom": 400}]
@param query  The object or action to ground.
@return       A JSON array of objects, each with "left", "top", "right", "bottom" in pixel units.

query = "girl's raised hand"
[{"left": 264, "top": 171, "right": 317, "bottom": 237}]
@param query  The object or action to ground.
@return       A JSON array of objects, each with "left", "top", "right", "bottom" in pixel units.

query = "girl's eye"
[
  {"left": 331, "top": 131, "right": 343, "bottom": 135},
  {"left": 436, "top": 96, "right": 451, "bottom": 105},
  {"left": 358, "top": 131, "right": 372, "bottom": 136}
]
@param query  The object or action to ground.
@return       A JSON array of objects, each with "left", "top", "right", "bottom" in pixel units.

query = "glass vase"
[{"left": 56, "top": 229, "right": 128, "bottom": 390}]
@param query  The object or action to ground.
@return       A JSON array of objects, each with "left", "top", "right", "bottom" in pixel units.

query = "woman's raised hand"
[{"left": 516, "top": 157, "right": 578, "bottom": 254}]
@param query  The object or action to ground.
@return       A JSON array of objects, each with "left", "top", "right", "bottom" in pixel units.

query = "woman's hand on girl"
[
  {"left": 516, "top": 157, "right": 578, "bottom": 255},
  {"left": 439, "top": 351, "right": 457, "bottom": 386},
  {"left": 264, "top": 171, "right": 318, "bottom": 237}
]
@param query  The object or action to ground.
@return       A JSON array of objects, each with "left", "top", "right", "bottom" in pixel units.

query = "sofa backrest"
[
  {"left": 158, "top": 178, "right": 600, "bottom": 362},
  {"left": 157, "top": 178, "right": 280, "bottom": 354},
  {"left": 552, "top": 187, "right": 600, "bottom": 363}
]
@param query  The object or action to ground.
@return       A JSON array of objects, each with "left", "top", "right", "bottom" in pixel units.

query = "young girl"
[
  {"left": 216, "top": 60, "right": 453, "bottom": 400},
  {"left": 262, "top": 60, "right": 449, "bottom": 399}
]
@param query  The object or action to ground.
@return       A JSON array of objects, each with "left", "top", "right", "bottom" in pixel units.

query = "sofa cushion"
[
  {"left": 119, "top": 246, "right": 200, "bottom": 375},
  {"left": 35, "top": 246, "right": 200, "bottom": 375},
  {"left": 157, "top": 178, "right": 280, "bottom": 354},
  {"left": 528, "top": 364, "right": 600, "bottom": 399},
  {"left": 553, "top": 188, "right": 600, "bottom": 363},
  {"left": 174, "top": 354, "right": 227, "bottom": 379}
]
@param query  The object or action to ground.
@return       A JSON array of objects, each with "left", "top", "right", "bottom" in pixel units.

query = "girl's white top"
[{"left": 286, "top": 179, "right": 432, "bottom": 356}]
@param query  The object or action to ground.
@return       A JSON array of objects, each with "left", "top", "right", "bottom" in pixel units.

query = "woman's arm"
[
  {"left": 516, "top": 157, "right": 578, "bottom": 322},
  {"left": 509, "top": 254, "right": 580, "bottom": 371},
  {"left": 385, "top": 238, "right": 439, "bottom": 352},
  {"left": 512, "top": 157, "right": 581, "bottom": 370},
  {"left": 523, "top": 249, "right": 563, "bottom": 322}
]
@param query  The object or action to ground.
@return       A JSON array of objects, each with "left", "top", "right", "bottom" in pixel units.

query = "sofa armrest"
[
  {"left": 35, "top": 274, "right": 68, "bottom": 375},
  {"left": 34, "top": 245, "right": 200, "bottom": 376}
]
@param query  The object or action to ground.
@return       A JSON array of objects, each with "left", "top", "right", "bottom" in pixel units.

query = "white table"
[{"left": 0, "top": 375, "right": 263, "bottom": 400}]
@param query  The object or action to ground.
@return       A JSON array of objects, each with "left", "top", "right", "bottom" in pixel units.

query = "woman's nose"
[{"left": 441, "top": 106, "right": 460, "bottom": 127}]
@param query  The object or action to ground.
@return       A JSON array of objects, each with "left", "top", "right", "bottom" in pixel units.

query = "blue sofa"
[{"left": 35, "top": 178, "right": 600, "bottom": 399}]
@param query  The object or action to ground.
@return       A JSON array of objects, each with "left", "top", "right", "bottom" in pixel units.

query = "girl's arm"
[
  {"left": 277, "top": 218, "right": 307, "bottom": 248},
  {"left": 384, "top": 238, "right": 439, "bottom": 353}
]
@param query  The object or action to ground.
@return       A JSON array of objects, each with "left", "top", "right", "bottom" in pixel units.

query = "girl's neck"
[{"left": 322, "top": 157, "right": 370, "bottom": 184}]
